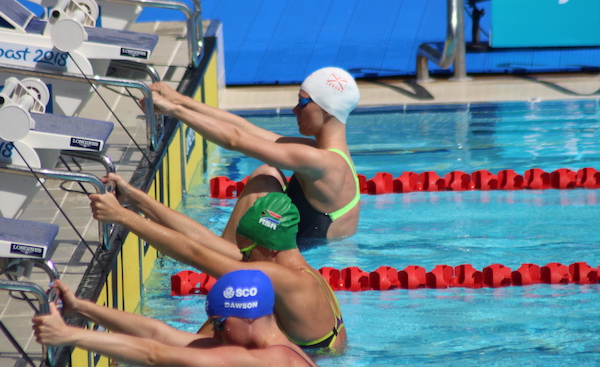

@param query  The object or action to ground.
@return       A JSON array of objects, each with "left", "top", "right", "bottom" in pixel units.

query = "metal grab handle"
[
  {"left": 60, "top": 150, "right": 116, "bottom": 176},
  {"left": 0, "top": 164, "right": 112, "bottom": 250},
  {"left": 0, "top": 64, "right": 160, "bottom": 150},
  {"left": 101, "top": 0, "right": 204, "bottom": 67},
  {"left": 0, "top": 279, "right": 62, "bottom": 366}
]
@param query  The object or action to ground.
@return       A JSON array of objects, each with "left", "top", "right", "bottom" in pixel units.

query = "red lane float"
[
  {"left": 210, "top": 167, "right": 600, "bottom": 198},
  {"left": 171, "top": 270, "right": 216, "bottom": 296},
  {"left": 171, "top": 262, "right": 600, "bottom": 295}
]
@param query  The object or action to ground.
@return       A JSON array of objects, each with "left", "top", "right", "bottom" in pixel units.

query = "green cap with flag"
[{"left": 237, "top": 192, "right": 300, "bottom": 251}]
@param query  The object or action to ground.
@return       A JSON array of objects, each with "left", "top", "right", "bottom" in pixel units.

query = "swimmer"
[
  {"left": 32, "top": 271, "right": 318, "bottom": 367},
  {"left": 147, "top": 67, "right": 361, "bottom": 245}
]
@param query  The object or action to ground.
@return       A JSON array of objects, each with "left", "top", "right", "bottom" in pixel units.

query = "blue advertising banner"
[{"left": 491, "top": 0, "right": 600, "bottom": 47}]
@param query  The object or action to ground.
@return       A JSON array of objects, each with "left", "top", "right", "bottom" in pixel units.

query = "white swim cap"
[{"left": 300, "top": 67, "right": 360, "bottom": 124}]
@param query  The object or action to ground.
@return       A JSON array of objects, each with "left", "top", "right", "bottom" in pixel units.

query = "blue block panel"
[
  {"left": 0, "top": 217, "right": 58, "bottom": 248},
  {"left": 136, "top": 0, "right": 600, "bottom": 85},
  {"left": 491, "top": 0, "right": 600, "bottom": 47}
]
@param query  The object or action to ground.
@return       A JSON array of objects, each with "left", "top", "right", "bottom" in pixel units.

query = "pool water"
[{"left": 141, "top": 100, "right": 600, "bottom": 366}]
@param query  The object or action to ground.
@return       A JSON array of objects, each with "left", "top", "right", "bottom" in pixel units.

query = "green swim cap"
[{"left": 237, "top": 192, "right": 300, "bottom": 251}]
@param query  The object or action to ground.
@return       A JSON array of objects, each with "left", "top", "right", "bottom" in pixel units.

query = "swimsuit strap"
[
  {"left": 327, "top": 148, "right": 360, "bottom": 221},
  {"left": 281, "top": 268, "right": 345, "bottom": 349},
  {"left": 303, "top": 267, "right": 345, "bottom": 348},
  {"left": 303, "top": 267, "right": 344, "bottom": 321}
]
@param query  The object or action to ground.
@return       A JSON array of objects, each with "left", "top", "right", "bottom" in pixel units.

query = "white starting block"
[
  {"left": 1, "top": 0, "right": 158, "bottom": 74},
  {"left": 30, "top": 0, "right": 144, "bottom": 31},
  {"left": 0, "top": 76, "right": 114, "bottom": 218},
  {"left": 0, "top": 217, "right": 58, "bottom": 271},
  {"left": 46, "top": 0, "right": 99, "bottom": 52},
  {"left": 0, "top": 215, "right": 62, "bottom": 367},
  {"left": 0, "top": 0, "right": 158, "bottom": 115},
  {"left": 0, "top": 77, "right": 114, "bottom": 153},
  {"left": 0, "top": 76, "right": 47, "bottom": 142},
  {"left": 25, "top": 0, "right": 205, "bottom": 68}
]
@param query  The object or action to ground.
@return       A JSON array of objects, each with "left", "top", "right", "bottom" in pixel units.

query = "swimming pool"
[{"left": 142, "top": 99, "right": 600, "bottom": 366}]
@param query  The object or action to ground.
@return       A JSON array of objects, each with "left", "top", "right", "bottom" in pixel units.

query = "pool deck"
[
  {"left": 1, "top": 14, "right": 600, "bottom": 366},
  {"left": 220, "top": 72, "right": 600, "bottom": 112}
]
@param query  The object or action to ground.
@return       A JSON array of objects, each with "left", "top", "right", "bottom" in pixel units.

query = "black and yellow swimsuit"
[
  {"left": 284, "top": 268, "right": 345, "bottom": 349},
  {"left": 286, "top": 148, "right": 360, "bottom": 239}
]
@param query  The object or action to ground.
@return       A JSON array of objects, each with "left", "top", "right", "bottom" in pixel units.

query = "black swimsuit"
[
  {"left": 285, "top": 149, "right": 360, "bottom": 243},
  {"left": 286, "top": 174, "right": 332, "bottom": 239}
]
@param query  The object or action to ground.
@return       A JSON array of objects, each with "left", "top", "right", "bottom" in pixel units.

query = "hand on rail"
[
  {"left": 101, "top": 173, "right": 133, "bottom": 205},
  {"left": 49, "top": 279, "right": 78, "bottom": 317},
  {"left": 149, "top": 82, "right": 185, "bottom": 104},
  {"left": 105, "top": 180, "right": 117, "bottom": 196},
  {"left": 32, "top": 302, "right": 73, "bottom": 347},
  {"left": 46, "top": 288, "right": 63, "bottom": 315},
  {"left": 140, "top": 81, "right": 183, "bottom": 116},
  {"left": 89, "top": 190, "right": 127, "bottom": 225}
]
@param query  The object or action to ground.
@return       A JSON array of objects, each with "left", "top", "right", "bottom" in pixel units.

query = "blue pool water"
[{"left": 142, "top": 100, "right": 600, "bottom": 366}]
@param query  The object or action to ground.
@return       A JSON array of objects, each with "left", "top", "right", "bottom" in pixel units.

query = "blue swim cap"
[{"left": 206, "top": 270, "right": 275, "bottom": 319}]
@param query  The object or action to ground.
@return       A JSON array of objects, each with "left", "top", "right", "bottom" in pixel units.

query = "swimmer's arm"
[
  {"left": 92, "top": 204, "right": 298, "bottom": 283},
  {"left": 38, "top": 322, "right": 231, "bottom": 367},
  {"left": 92, "top": 203, "right": 245, "bottom": 273},
  {"left": 241, "top": 137, "right": 330, "bottom": 176},
  {"left": 151, "top": 344, "right": 274, "bottom": 367},
  {"left": 149, "top": 82, "right": 252, "bottom": 132},
  {"left": 165, "top": 103, "right": 320, "bottom": 149},
  {"left": 187, "top": 100, "right": 285, "bottom": 142},
  {"left": 153, "top": 89, "right": 283, "bottom": 142},
  {"left": 102, "top": 173, "right": 192, "bottom": 234},
  {"left": 165, "top": 105, "right": 328, "bottom": 175},
  {"left": 130, "top": 191, "right": 240, "bottom": 259},
  {"left": 90, "top": 190, "right": 242, "bottom": 260},
  {"left": 71, "top": 296, "right": 202, "bottom": 346},
  {"left": 106, "top": 173, "right": 208, "bottom": 238}
]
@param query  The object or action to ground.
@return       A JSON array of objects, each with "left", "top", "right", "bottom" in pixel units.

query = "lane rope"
[
  {"left": 209, "top": 167, "right": 600, "bottom": 198},
  {"left": 170, "top": 262, "right": 600, "bottom": 295}
]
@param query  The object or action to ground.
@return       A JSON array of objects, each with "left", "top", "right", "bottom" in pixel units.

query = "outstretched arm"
[
  {"left": 51, "top": 280, "right": 203, "bottom": 346},
  {"left": 103, "top": 173, "right": 241, "bottom": 259},
  {"left": 33, "top": 304, "right": 261, "bottom": 367},
  {"left": 90, "top": 192, "right": 249, "bottom": 276},
  {"left": 89, "top": 192, "right": 298, "bottom": 288},
  {"left": 149, "top": 82, "right": 282, "bottom": 142},
  {"left": 151, "top": 95, "right": 327, "bottom": 176}
]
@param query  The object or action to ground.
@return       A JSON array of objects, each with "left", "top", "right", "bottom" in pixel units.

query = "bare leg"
[{"left": 221, "top": 165, "right": 287, "bottom": 243}]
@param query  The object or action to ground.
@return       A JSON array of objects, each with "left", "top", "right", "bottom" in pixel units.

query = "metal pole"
[{"left": 450, "top": 0, "right": 470, "bottom": 81}]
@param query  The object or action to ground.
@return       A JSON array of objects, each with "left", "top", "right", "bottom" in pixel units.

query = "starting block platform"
[{"left": 0, "top": 217, "right": 59, "bottom": 260}]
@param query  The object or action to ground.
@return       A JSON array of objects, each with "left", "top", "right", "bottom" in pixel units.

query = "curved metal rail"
[
  {"left": 0, "top": 279, "right": 62, "bottom": 366},
  {"left": 416, "top": 0, "right": 468, "bottom": 82},
  {"left": 102, "top": 0, "right": 204, "bottom": 67},
  {"left": 109, "top": 60, "right": 161, "bottom": 84},
  {"left": 0, "top": 164, "right": 112, "bottom": 250},
  {"left": 60, "top": 151, "right": 116, "bottom": 176},
  {"left": 2, "top": 259, "right": 61, "bottom": 283}
]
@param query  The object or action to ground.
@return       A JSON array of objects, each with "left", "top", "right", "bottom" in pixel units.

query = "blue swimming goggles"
[{"left": 298, "top": 97, "right": 313, "bottom": 108}]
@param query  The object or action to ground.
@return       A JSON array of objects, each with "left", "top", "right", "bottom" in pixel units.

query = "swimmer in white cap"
[{"left": 147, "top": 67, "right": 361, "bottom": 247}]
